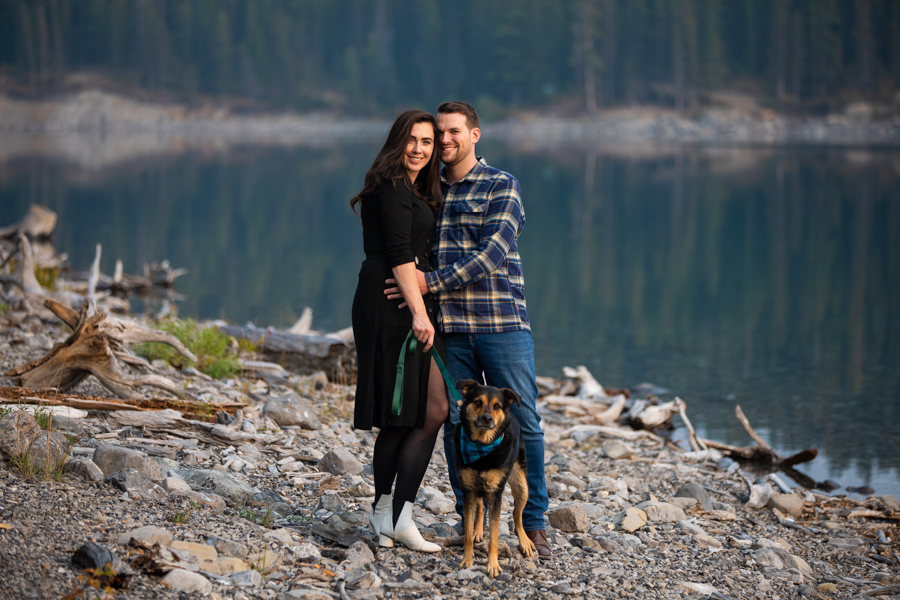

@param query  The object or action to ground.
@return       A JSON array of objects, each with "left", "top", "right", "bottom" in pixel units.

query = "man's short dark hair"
[{"left": 437, "top": 101, "right": 480, "bottom": 130}]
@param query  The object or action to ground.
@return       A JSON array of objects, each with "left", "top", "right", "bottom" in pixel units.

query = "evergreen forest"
[{"left": 1, "top": 0, "right": 898, "bottom": 115}]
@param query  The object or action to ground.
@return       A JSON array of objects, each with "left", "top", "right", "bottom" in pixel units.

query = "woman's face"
[{"left": 403, "top": 121, "right": 435, "bottom": 182}]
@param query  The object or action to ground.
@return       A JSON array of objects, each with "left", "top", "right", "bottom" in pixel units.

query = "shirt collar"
[{"left": 440, "top": 156, "right": 488, "bottom": 186}]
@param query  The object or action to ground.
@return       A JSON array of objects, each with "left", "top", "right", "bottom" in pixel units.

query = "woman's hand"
[{"left": 412, "top": 311, "right": 434, "bottom": 352}]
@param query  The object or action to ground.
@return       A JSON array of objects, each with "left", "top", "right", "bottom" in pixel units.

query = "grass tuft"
[
  {"left": 134, "top": 318, "right": 244, "bottom": 379},
  {"left": 35, "top": 265, "right": 60, "bottom": 290}
]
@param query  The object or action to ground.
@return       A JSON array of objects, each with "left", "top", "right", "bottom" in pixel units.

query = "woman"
[{"left": 350, "top": 109, "right": 449, "bottom": 552}]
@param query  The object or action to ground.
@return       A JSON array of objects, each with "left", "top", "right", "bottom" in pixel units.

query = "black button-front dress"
[{"left": 352, "top": 178, "right": 446, "bottom": 430}]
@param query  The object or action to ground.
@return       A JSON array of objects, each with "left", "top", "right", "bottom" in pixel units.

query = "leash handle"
[{"left": 392, "top": 329, "right": 462, "bottom": 416}]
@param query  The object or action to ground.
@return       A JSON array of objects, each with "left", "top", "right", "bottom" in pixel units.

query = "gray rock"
[
  {"left": 602, "top": 440, "right": 634, "bottom": 460},
  {"left": 178, "top": 468, "right": 254, "bottom": 507},
  {"left": 169, "top": 490, "right": 226, "bottom": 511},
  {"left": 93, "top": 446, "right": 164, "bottom": 482},
  {"left": 319, "top": 448, "right": 363, "bottom": 476},
  {"left": 827, "top": 536, "right": 866, "bottom": 552},
  {"left": 263, "top": 393, "right": 322, "bottom": 430},
  {"left": 232, "top": 569, "right": 263, "bottom": 587},
  {"left": 670, "top": 497, "right": 698, "bottom": 510},
  {"left": 694, "top": 533, "right": 723, "bottom": 548},
  {"left": 872, "top": 495, "right": 900, "bottom": 511},
  {"left": 63, "top": 457, "right": 104, "bottom": 482},
  {"left": 104, "top": 468, "right": 166, "bottom": 500},
  {"left": 546, "top": 504, "right": 590, "bottom": 532},
  {"left": 345, "top": 568, "right": 382, "bottom": 589},
  {"left": 163, "top": 474, "right": 191, "bottom": 492},
  {"left": 341, "top": 541, "right": 375, "bottom": 571},
  {"left": 635, "top": 501, "right": 687, "bottom": 522},
  {"left": 676, "top": 520, "right": 707, "bottom": 536},
  {"left": 0, "top": 411, "right": 42, "bottom": 457},
  {"left": 767, "top": 493, "right": 804, "bottom": 518},
  {"left": 673, "top": 482, "right": 714, "bottom": 511},
  {"left": 317, "top": 492, "right": 344, "bottom": 513},
  {"left": 71, "top": 542, "right": 121, "bottom": 570},
  {"left": 596, "top": 537, "right": 623, "bottom": 553},
  {"left": 561, "top": 457, "right": 590, "bottom": 477},
  {"left": 552, "top": 473, "right": 586, "bottom": 490},
  {"left": 746, "top": 483, "right": 773, "bottom": 510},
  {"left": 118, "top": 525, "right": 173, "bottom": 547},
  {"left": 206, "top": 536, "right": 249, "bottom": 559},
  {"left": 160, "top": 568, "right": 212, "bottom": 594},
  {"left": 752, "top": 547, "right": 785, "bottom": 569},
  {"left": 615, "top": 533, "right": 643, "bottom": 553},
  {"left": 290, "top": 543, "right": 321, "bottom": 562},
  {"left": 281, "top": 589, "right": 336, "bottom": 600},
  {"left": 612, "top": 507, "right": 647, "bottom": 532}
]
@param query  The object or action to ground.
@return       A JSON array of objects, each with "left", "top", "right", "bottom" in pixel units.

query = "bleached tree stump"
[{"left": 5, "top": 298, "right": 197, "bottom": 400}]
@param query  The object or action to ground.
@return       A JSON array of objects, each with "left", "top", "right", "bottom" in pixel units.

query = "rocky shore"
[{"left": 1, "top": 314, "right": 899, "bottom": 600}]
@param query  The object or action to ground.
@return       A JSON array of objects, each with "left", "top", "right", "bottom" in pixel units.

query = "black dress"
[{"left": 352, "top": 179, "right": 445, "bottom": 430}]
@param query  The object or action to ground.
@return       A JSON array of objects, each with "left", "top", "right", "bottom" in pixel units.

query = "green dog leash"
[{"left": 392, "top": 329, "right": 462, "bottom": 416}]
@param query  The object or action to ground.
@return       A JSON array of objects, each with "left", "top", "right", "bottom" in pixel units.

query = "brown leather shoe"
[{"left": 526, "top": 529, "right": 552, "bottom": 557}]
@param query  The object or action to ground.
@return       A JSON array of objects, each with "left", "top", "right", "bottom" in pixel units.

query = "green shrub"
[
  {"left": 35, "top": 265, "right": 60, "bottom": 290},
  {"left": 134, "top": 318, "right": 242, "bottom": 379}
]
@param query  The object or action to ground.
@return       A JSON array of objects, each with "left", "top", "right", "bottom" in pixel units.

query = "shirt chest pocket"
[{"left": 454, "top": 199, "right": 488, "bottom": 216}]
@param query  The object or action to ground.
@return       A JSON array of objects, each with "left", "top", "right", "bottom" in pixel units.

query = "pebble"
[{"left": 160, "top": 568, "right": 212, "bottom": 594}]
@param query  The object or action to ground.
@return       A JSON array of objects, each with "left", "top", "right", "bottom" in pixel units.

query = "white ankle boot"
[
  {"left": 370, "top": 495, "right": 393, "bottom": 547},
  {"left": 380, "top": 501, "right": 440, "bottom": 552}
]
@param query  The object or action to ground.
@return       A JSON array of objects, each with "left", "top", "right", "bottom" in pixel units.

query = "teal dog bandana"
[{"left": 459, "top": 427, "right": 504, "bottom": 464}]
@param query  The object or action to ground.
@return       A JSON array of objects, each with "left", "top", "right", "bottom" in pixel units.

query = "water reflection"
[{"left": 1, "top": 141, "right": 898, "bottom": 495}]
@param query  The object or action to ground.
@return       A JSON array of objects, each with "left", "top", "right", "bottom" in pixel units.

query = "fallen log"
[
  {"left": 0, "top": 386, "right": 243, "bottom": 418},
  {"left": 219, "top": 325, "right": 356, "bottom": 383},
  {"left": 4, "top": 298, "right": 196, "bottom": 400}
]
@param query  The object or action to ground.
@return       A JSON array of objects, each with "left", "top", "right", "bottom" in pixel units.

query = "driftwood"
[
  {"left": 624, "top": 397, "right": 685, "bottom": 431},
  {"left": 0, "top": 386, "right": 243, "bottom": 418},
  {"left": 0, "top": 204, "right": 57, "bottom": 240},
  {"left": 699, "top": 405, "right": 818, "bottom": 490},
  {"left": 540, "top": 393, "right": 625, "bottom": 425},
  {"left": 106, "top": 408, "right": 276, "bottom": 447},
  {"left": 220, "top": 325, "right": 356, "bottom": 383},
  {"left": 4, "top": 298, "right": 196, "bottom": 400}
]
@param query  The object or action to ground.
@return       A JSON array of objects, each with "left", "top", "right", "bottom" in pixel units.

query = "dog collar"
[{"left": 459, "top": 427, "right": 504, "bottom": 464}]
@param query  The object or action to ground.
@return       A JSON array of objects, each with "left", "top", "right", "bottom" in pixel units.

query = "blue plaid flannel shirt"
[{"left": 424, "top": 157, "right": 531, "bottom": 334}]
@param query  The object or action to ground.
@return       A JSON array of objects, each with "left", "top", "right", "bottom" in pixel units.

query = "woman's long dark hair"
[{"left": 350, "top": 110, "right": 442, "bottom": 213}]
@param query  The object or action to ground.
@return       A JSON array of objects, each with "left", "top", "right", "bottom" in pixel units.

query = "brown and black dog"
[{"left": 455, "top": 379, "right": 536, "bottom": 577}]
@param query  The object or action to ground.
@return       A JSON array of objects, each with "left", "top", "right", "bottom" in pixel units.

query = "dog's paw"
[
  {"left": 519, "top": 537, "right": 536, "bottom": 558},
  {"left": 473, "top": 529, "right": 484, "bottom": 543},
  {"left": 486, "top": 560, "right": 502, "bottom": 578},
  {"left": 459, "top": 555, "right": 474, "bottom": 570}
]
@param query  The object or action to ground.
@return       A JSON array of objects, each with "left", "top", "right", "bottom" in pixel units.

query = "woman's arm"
[
  {"left": 378, "top": 182, "right": 434, "bottom": 351},
  {"left": 391, "top": 262, "right": 434, "bottom": 352}
]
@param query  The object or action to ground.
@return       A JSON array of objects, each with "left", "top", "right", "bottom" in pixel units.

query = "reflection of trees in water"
[
  {"left": 1, "top": 143, "right": 898, "bottom": 483},
  {"left": 504, "top": 145, "right": 900, "bottom": 481}
]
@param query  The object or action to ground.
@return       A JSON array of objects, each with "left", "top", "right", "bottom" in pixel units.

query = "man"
[{"left": 386, "top": 101, "right": 551, "bottom": 556}]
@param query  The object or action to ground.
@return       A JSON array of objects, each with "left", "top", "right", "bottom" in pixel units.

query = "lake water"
[{"left": 2, "top": 137, "right": 899, "bottom": 498}]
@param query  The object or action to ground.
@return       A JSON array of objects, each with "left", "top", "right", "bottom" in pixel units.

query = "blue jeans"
[{"left": 442, "top": 330, "right": 548, "bottom": 531}]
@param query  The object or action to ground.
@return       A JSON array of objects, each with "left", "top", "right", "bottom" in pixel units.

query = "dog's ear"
[
  {"left": 502, "top": 388, "right": 522, "bottom": 407},
  {"left": 455, "top": 379, "right": 478, "bottom": 398}
]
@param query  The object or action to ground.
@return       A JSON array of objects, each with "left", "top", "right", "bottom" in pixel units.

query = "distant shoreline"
[{"left": 1, "top": 90, "right": 899, "bottom": 169}]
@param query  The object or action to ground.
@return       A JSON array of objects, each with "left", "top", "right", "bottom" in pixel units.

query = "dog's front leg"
[
  {"left": 473, "top": 498, "right": 485, "bottom": 542},
  {"left": 486, "top": 495, "right": 503, "bottom": 577},
  {"left": 460, "top": 495, "right": 478, "bottom": 570}
]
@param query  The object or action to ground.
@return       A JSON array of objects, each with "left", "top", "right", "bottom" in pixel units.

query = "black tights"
[{"left": 372, "top": 358, "right": 449, "bottom": 526}]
